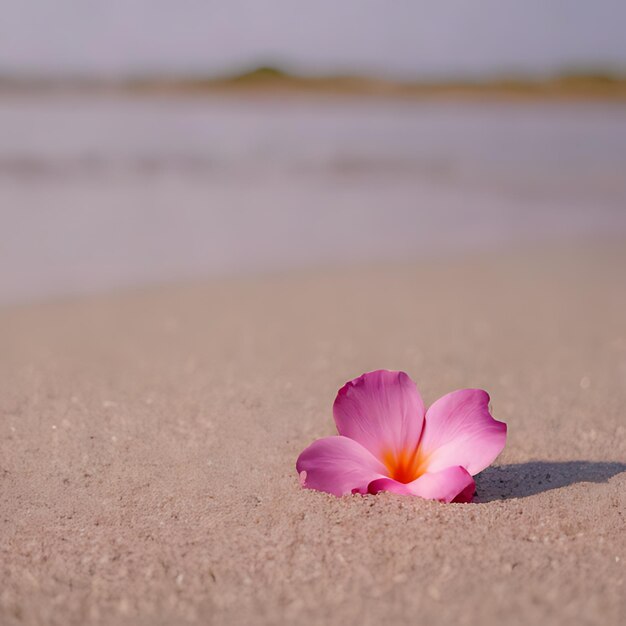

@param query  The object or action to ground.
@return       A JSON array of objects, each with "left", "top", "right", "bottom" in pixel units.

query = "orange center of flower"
[{"left": 383, "top": 447, "right": 429, "bottom": 483}]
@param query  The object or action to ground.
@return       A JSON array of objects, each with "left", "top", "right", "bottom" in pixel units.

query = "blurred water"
[{"left": 1, "top": 94, "right": 626, "bottom": 304}]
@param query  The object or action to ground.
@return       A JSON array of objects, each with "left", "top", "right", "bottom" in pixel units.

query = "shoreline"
[{"left": 1, "top": 234, "right": 625, "bottom": 312}]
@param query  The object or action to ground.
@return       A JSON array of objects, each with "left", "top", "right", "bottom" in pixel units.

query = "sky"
[{"left": 1, "top": 0, "right": 625, "bottom": 79}]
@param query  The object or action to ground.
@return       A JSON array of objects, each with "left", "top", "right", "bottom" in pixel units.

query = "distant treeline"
[{"left": 2, "top": 65, "right": 626, "bottom": 99}]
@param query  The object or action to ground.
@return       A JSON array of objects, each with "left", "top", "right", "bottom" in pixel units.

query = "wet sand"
[{"left": 1, "top": 240, "right": 625, "bottom": 625}]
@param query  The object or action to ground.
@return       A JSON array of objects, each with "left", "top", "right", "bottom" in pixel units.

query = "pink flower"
[{"left": 296, "top": 370, "right": 507, "bottom": 502}]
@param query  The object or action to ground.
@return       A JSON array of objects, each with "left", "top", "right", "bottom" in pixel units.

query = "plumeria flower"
[{"left": 296, "top": 370, "right": 507, "bottom": 502}]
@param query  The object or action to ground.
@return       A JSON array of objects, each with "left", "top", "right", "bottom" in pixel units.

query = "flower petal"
[
  {"left": 296, "top": 435, "right": 387, "bottom": 497},
  {"left": 366, "top": 477, "right": 414, "bottom": 496},
  {"left": 419, "top": 389, "right": 507, "bottom": 476},
  {"left": 333, "top": 370, "right": 425, "bottom": 463},
  {"left": 368, "top": 466, "right": 475, "bottom": 503}
]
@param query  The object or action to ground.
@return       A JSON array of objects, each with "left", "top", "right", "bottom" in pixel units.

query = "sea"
[{"left": 1, "top": 92, "right": 625, "bottom": 304}]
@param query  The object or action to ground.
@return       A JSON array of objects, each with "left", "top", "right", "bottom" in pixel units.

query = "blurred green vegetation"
[{"left": 1, "top": 65, "right": 625, "bottom": 99}]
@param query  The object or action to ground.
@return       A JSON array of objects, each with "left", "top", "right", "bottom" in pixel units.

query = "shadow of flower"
[{"left": 474, "top": 460, "right": 626, "bottom": 502}]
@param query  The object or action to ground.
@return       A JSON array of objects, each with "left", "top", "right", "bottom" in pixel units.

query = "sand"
[{"left": 1, "top": 241, "right": 625, "bottom": 626}]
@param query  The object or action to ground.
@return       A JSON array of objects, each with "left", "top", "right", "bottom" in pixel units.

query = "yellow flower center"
[{"left": 383, "top": 447, "right": 429, "bottom": 483}]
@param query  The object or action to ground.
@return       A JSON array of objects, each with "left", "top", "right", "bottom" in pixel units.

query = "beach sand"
[{"left": 1, "top": 240, "right": 625, "bottom": 626}]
